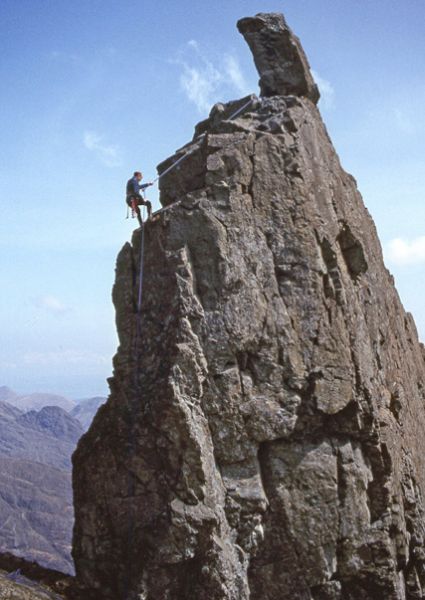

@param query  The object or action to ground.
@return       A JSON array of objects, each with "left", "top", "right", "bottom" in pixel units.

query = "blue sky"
[{"left": 1, "top": 0, "right": 424, "bottom": 398}]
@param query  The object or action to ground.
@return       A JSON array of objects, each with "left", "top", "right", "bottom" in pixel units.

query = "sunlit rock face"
[
  {"left": 237, "top": 13, "right": 320, "bottom": 103},
  {"left": 72, "top": 13, "right": 425, "bottom": 600}
]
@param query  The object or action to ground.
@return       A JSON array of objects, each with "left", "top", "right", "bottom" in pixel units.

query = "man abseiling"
[{"left": 126, "top": 171, "right": 153, "bottom": 225}]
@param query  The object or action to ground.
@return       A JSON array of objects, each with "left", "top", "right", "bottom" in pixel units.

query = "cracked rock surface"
[
  {"left": 72, "top": 13, "right": 425, "bottom": 600},
  {"left": 237, "top": 13, "right": 320, "bottom": 102}
]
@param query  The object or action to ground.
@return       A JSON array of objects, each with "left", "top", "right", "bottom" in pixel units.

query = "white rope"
[
  {"left": 152, "top": 97, "right": 253, "bottom": 185},
  {"left": 126, "top": 97, "right": 254, "bottom": 221},
  {"left": 227, "top": 97, "right": 254, "bottom": 120}
]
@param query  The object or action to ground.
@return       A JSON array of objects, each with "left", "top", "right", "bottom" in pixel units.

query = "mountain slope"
[
  {"left": 0, "top": 457, "right": 73, "bottom": 574},
  {"left": 0, "top": 386, "right": 18, "bottom": 404},
  {"left": 0, "top": 401, "right": 82, "bottom": 573},
  {"left": 17, "top": 406, "right": 82, "bottom": 444},
  {"left": 0, "top": 401, "right": 81, "bottom": 470},
  {"left": 70, "top": 397, "right": 106, "bottom": 432}
]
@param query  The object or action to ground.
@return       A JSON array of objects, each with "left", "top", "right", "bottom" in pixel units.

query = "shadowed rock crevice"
[
  {"left": 337, "top": 223, "right": 368, "bottom": 280},
  {"left": 72, "top": 12, "right": 425, "bottom": 600}
]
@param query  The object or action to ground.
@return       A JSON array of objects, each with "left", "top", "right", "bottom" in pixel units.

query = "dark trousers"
[{"left": 127, "top": 195, "right": 152, "bottom": 224}]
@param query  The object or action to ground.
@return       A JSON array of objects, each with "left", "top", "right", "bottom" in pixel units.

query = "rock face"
[
  {"left": 237, "top": 13, "right": 319, "bottom": 103},
  {"left": 73, "top": 13, "right": 425, "bottom": 600},
  {"left": 0, "top": 552, "right": 72, "bottom": 599}
]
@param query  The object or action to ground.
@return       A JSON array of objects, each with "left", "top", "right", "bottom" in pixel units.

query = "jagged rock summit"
[
  {"left": 72, "top": 12, "right": 425, "bottom": 600},
  {"left": 237, "top": 13, "right": 320, "bottom": 103}
]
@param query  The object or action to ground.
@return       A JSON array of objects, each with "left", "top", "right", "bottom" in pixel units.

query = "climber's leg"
[
  {"left": 145, "top": 199, "right": 152, "bottom": 219},
  {"left": 135, "top": 205, "right": 143, "bottom": 227},
  {"left": 130, "top": 198, "right": 143, "bottom": 226}
]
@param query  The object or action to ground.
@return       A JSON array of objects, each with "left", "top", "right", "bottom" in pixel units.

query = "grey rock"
[
  {"left": 72, "top": 12, "right": 425, "bottom": 600},
  {"left": 237, "top": 13, "right": 320, "bottom": 103},
  {"left": 0, "top": 552, "right": 71, "bottom": 599}
]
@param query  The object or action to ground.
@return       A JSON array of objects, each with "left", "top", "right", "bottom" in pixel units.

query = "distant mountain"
[
  {"left": 0, "top": 386, "right": 18, "bottom": 404},
  {"left": 0, "top": 401, "right": 81, "bottom": 470},
  {"left": 70, "top": 397, "right": 106, "bottom": 431},
  {"left": 17, "top": 406, "right": 83, "bottom": 444},
  {"left": 0, "top": 398, "right": 22, "bottom": 420},
  {"left": 0, "top": 388, "right": 107, "bottom": 574},
  {"left": 0, "top": 456, "right": 73, "bottom": 574},
  {"left": 0, "top": 400, "right": 83, "bottom": 573},
  {"left": 7, "top": 392, "right": 76, "bottom": 413}
]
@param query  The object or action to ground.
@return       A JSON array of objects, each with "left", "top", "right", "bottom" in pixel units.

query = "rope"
[
  {"left": 125, "top": 97, "right": 254, "bottom": 220},
  {"left": 136, "top": 199, "right": 147, "bottom": 328},
  {"left": 122, "top": 220, "right": 145, "bottom": 599},
  {"left": 121, "top": 95, "right": 254, "bottom": 597},
  {"left": 126, "top": 94, "right": 256, "bottom": 363},
  {"left": 227, "top": 97, "right": 254, "bottom": 120},
  {"left": 137, "top": 223, "right": 145, "bottom": 315},
  {"left": 151, "top": 97, "right": 253, "bottom": 185},
  {"left": 152, "top": 136, "right": 205, "bottom": 184}
]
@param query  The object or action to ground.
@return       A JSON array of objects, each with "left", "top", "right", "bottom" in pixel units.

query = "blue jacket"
[{"left": 126, "top": 177, "right": 151, "bottom": 197}]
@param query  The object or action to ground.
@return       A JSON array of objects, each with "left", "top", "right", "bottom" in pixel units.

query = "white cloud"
[
  {"left": 34, "top": 295, "right": 70, "bottom": 315},
  {"left": 385, "top": 236, "right": 425, "bottom": 265},
  {"left": 83, "top": 131, "right": 122, "bottom": 167},
  {"left": 174, "top": 42, "right": 251, "bottom": 113},
  {"left": 312, "top": 70, "right": 335, "bottom": 110},
  {"left": 180, "top": 62, "right": 221, "bottom": 113},
  {"left": 224, "top": 55, "right": 249, "bottom": 95}
]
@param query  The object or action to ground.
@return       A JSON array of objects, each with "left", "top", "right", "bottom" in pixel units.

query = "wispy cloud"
[
  {"left": 83, "top": 131, "right": 122, "bottom": 167},
  {"left": 312, "top": 70, "right": 335, "bottom": 110},
  {"left": 174, "top": 41, "right": 251, "bottom": 113},
  {"left": 385, "top": 236, "right": 425, "bottom": 265},
  {"left": 223, "top": 55, "right": 249, "bottom": 94},
  {"left": 33, "top": 295, "right": 70, "bottom": 315}
]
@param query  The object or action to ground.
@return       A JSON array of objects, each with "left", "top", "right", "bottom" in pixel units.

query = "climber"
[{"left": 126, "top": 171, "right": 153, "bottom": 225}]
